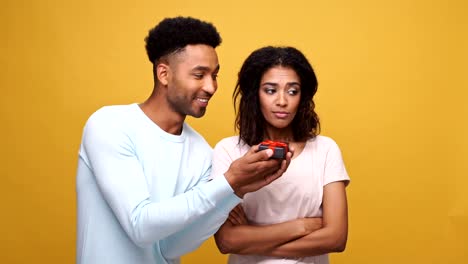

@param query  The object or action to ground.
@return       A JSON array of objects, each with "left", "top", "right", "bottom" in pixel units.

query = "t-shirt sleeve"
[{"left": 323, "top": 138, "right": 350, "bottom": 187}]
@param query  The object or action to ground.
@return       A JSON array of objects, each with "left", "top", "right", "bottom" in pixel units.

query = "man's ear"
[{"left": 155, "top": 63, "right": 169, "bottom": 86}]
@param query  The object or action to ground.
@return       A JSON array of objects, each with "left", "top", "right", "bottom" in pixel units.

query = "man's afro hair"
[{"left": 145, "top": 16, "right": 222, "bottom": 63}]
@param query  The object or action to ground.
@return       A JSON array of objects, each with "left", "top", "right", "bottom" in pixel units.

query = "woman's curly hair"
[{"left": 233, "top": 46, "right": 320, "bottom": 146}]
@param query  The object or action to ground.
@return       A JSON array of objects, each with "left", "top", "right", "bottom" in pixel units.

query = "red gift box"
[{"left": 258, "top": 140, "right": 289, "bottom": 159}]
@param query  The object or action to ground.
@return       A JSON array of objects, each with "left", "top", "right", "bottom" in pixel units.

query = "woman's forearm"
[
  {"left": 266, "top": 225, "right": 347, "bottom": 257},
  {"left": 214, "top": 217, "right": 322, "bottom": 255},
  {"left": 267, "top": 181, "right": 349, "bottom": 257}
]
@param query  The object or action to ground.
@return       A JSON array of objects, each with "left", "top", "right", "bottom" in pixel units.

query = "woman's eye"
[
  {"left": 265, "top": 88, "right": 275, "bottom": 94},
  {"left": 288, "top": 88, "right": 300, "bottom": 95}
]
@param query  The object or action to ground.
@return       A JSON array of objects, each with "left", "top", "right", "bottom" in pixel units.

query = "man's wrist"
[{"left": 224, "top": 171, "right": 244, "bottom": 198}]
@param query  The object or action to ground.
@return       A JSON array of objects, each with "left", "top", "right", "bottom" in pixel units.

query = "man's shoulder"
[
  {"left": 82, "top": 104, "right": 140, "bottom": 137},
  {"left": 89, "top": 104, "right": 136, "bottom": 121},
  {"left": 182, "top": 123, "right": 213, "bottom": 151}
]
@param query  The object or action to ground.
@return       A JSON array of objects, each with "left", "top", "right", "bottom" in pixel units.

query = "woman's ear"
[{"left": 155, "top": 63, "right": 169, "bottom": 86}]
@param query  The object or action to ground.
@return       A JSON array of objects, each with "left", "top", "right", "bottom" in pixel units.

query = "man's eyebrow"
[{"left": 192, "top": 65, "right": 220, "bottom": 72}]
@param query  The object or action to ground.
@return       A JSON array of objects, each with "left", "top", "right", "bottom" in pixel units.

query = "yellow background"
[{"left": 1, "top": 0, "right": 467, "bottom": 263}]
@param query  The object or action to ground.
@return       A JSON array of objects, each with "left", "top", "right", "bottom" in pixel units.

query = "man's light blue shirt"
[{"left": 76, "top": 104, "right": 240, "bottom": 263}]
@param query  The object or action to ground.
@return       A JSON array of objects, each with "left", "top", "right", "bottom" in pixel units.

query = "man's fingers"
[
  {"left": 263, "top": 153, "right": 289, "bottom": 175},
  {"left": 244, "top": 145, "right": 273, "bottom": 164},
  {"left": 288, "top": 146, "right": 295, "bottom": 157},
  {"left": 263, "top": 155, "right": 292, "bottom": 184},
  {"left": 263, "top": 170, "right": 282, "bottom": 185},
  {"left": 282, "top": 151, "right": 293, "bottom": 171}
]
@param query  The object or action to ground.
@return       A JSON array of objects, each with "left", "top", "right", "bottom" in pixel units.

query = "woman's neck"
[{"left": 264, "top": 127, "right": 294, "bottom": 142}]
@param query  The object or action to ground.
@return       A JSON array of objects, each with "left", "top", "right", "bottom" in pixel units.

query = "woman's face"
[{"left": 258, "top": 66, "right": 301, "bottom": 131}]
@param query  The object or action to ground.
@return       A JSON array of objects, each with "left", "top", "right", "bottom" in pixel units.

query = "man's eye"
[
  {"left": 212, "top": 74, "right": 218, "bottom": 80},
  {"left": 194, "top": 74, "right": 203, "bottom": 79}
]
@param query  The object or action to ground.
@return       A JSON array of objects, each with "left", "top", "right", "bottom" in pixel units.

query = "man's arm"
[
  {"left": 159, "top": 163, "right": 240, "bottom": 259},
  {"left": 159, "top": 140, "right": 293, "bottom": 258},
  {"left": 82, "top": 115, "right": 290, "bottom": 248},
  {"left": 159, "top": 138, "right": 294, "bottom": 258},
  {"left": 209, "top": 138, "right": 293, "bottom": 199},
  {"left": 160, "top": 194, "right": 240, "bottom": 260}
]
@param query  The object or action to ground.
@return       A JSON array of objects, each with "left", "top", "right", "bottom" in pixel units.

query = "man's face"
[{"left": 165, "top": 44, "right": 220, "bottom": 118}]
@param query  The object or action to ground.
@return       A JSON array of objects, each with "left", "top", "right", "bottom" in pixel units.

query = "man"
[{"left": 76, "top": 16, "right": 292, "bottom": 264}]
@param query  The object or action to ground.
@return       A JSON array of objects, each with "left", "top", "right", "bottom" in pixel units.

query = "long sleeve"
[
  {"left": 159, "top": 137, "right": 243, "bottom": 259},
  {"left": 80, "top": 110, "right": 239, "bottom": 248},
  {"left": 160, "top": 193, "right": 240, "bottom": 260}
]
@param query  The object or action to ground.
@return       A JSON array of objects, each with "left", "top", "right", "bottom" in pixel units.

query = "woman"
[{"left": 212, "top": 46, "right": 350, "bottom": 263}]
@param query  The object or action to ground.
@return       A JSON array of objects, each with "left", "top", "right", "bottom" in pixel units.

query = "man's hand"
[{"left": 224, "top": 144, "right": 293, "bottom": 198}]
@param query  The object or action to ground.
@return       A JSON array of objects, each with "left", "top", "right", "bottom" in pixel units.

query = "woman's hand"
[
  {"left": 228, "top": 204, "right": 248, "bottom": 225},
  {"left": 300, "top": 217, "right": 323, "bottom": 234}
]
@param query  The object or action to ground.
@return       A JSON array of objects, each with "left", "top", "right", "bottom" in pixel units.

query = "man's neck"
[{"left": 139, "top": 95, "right": 185, "bottom": 135}]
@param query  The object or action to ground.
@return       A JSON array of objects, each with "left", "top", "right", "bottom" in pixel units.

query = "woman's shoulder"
[
  {"left": 215, "top": 135, "right": 240, "bottom": 146},
  {"left": 307, "top": 135, "right": 342, "bottom": 151},
  {"left": 310, "top": 135, "right": 337, "bottom": 144},
  {"left": 214, "top": 136, "right": 250, "bottom": 153}
]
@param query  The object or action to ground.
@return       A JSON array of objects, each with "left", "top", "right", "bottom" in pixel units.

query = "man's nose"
[{"left": 203, "top": 78, "right": 217, "bottom": 95}]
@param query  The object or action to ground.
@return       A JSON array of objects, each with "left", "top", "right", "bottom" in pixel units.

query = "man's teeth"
[{"left": 197, "top": 98, "right": 208, "bottom": 102}]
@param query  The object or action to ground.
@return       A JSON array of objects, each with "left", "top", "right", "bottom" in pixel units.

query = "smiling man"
[{"left": 75, "top": 17, "right": 293, "bottom": 264}]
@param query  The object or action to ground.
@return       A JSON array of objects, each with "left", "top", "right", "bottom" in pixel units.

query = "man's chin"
[{"left": 189, "top": 109, "right": 207, "bottom": 118}]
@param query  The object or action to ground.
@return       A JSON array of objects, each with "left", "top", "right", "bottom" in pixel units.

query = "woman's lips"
[{"left": 273, "top": 112, "right": 289, "bottom": 119}]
